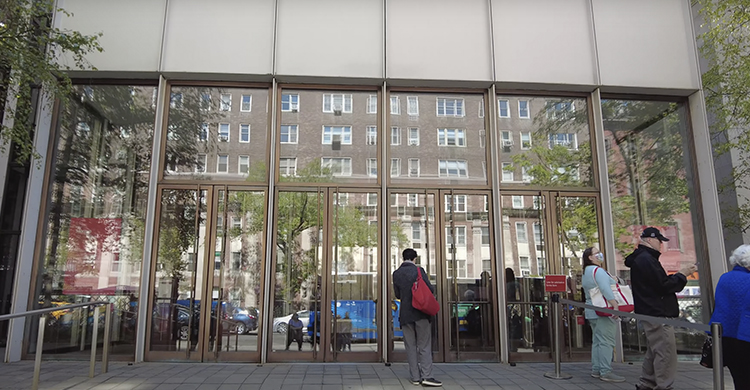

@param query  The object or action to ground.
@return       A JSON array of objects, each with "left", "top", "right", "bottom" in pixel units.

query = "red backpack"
[{"left": 412, "top": 267, "right": 440, "bottom": 316}]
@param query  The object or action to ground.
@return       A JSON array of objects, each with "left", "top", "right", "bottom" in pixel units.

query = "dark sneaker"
[
  {"left": 410, "top": 379, "right": 421, "bottom": 385},
  {"left": 591, "top": 372, "right": 600, "bottom": 378},
  {"left": 421, "top": 378, "right": 442, "bottom": 387},
  {"left": 600, "top": 373, "right": 625, "bottom": 383}
]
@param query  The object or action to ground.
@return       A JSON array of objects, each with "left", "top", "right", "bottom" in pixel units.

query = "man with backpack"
[{"left": 393, "top": 248, "right": 442, "bottom": 387}]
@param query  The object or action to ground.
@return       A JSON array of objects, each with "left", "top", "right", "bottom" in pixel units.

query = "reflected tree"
[{"left": 602, "top": 100, "right": 690, "bottom": 256}]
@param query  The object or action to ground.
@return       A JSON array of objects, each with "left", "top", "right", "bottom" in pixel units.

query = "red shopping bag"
[{"left": 412, "top": 267, "right": 440, "bottom": 316}]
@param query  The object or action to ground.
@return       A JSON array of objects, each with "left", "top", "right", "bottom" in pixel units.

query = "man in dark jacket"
[
  {"left": 625, "top": 227, "right": 696, "bottom": 390},
  {"left": 393, "top": 248, "right": 441, "bottom": 387}
]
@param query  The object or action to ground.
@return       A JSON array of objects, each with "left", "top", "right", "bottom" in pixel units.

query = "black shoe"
[{"left": 421, "top": 378, "right": 442, "bottom": 387}]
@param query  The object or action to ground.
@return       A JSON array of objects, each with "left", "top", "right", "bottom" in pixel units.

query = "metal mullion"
[
  {"left": 319, "top": 187, "right": 332, "bottom": 361},
  {"left": 332, "top": 187, "right": 340, "bottom": 360},
  {"left": 379, "top": 82, "right": 388, "bottom": 363},
  {"left": 186, "top": 186, "right": 203, "bottom": 359},
  {"left": 198, "top": 186, "right": 217, "bottom": 361},
  {"left": 213, "top": 186, "right": 230, "bottom": 359},
  {"left": 165, "top": 80, "right": 270, "bottom": 89},
  {"left": 449, "top": 190, "right": 460, "bottom": 361},
  {"left": 493, "top": 89, "right": 591, "bottom": 99},
  {"left": 388, "top": 86, "right": 488, "bottom": 95},
  {"left": 276, "top": 83, "right": 379, "bottom": 93},
  {"left": 143, "top": 186, "right": 164, "bottom": 360},
  {"left": 312, "top": 188, "right": 322, "bottom": 360}
]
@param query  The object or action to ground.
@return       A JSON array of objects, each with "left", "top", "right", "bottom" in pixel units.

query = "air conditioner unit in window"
[
  {"left": 291, "top": 109, "right": 298, "bottom": 113},
  {"left": 333, "top": 109, "right": 342, "bottom": 116},
  {"left": 408, "top": 140, "right": 418, "bottom": 146},
  {"left": 503, "top": 140, "right": 513, "bottom": 147}
]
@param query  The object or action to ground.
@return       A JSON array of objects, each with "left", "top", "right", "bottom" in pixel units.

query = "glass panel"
[
  {"left": 150, "top": 189, "right": 207, "bottom": 353},
  {"left": 557, "top": 196, "right": 599, "bottom": 354},
  {"left": 164, "top": 86, "right": 269, "bottom": 181},
  {"left": 389, "top": 193, "right": 438, "bottom": 354},
  {"left": 389, "top": 93, "right": 487, "bottom": 185},
  {"left": 445, "top": 194, "right": 496, "bottom": 355},
  {"left": 330, "top": 192, "right": 379, "bottom": 355},
  {"left": 501, "top": 194, "right": 550, "bottom": 354},
  {"left": 496, "top": 95, "right": 592, "bottom": 187},
  {"left": 271, "top": 191, "right": 323, "bottom": 353},
  {"left": 212, "top": 190, "right": 265, "bottom": 355},
  {"left": 603, "top": 100, "right": 704, "bottom": 357},
  {"left": 279, "top": 90, "right": 378, "bottom": 184},
  {"left": 32, "top": 85, "right": 156, "bottom": 358}
]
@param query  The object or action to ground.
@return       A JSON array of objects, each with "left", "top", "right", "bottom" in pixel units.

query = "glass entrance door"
[
  {"left": 145, "top": 186, "right": 266, "bottom": 362},
  {"left": 441, "top": 191, "right": 497, "bottom": 362},
  {"left": 269, "top": 189, "right": 380, "bottom": 362},
  {"left": 387, "top": 190, "right": 498, "bottom": 363},
  {"left": 203, "top": 187, "right": 266, "bottom": 362},
  {"left": 501, "top": 191, "right": 602, "bottom": 362}
]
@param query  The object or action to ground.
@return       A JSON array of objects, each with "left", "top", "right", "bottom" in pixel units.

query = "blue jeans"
[{"left": 589, "top": 317, "right": 617, "bottom": 375}]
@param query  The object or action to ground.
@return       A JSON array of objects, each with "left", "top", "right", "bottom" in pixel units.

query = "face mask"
[{"left": 594, "top": 252, "right": 604, "bottom": 261}]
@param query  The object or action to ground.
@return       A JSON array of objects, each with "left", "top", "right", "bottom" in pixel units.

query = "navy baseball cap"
[{"left": 640, "top": 227, "right": 669, "bottom": 242}]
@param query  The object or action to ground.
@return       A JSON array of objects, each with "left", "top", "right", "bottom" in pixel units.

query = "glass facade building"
[{"left": 0, "top": 0, "right": 726, "bottom": 365}]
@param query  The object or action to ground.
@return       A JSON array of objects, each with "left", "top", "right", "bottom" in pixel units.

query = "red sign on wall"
[{"left": 544, "top": 275, "right": 567, "bottom": 292}]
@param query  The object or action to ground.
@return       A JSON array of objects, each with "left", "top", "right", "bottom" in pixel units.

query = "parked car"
[
  {"left": 229, "top": 307, "right": 258, "bottom": 334},
  {"left": 273, "top": 310, "right": 310, "bottom": 333}
]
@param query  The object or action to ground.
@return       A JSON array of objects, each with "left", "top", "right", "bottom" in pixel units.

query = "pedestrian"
[
  {"left": 285, "top": 313, "right": 304, "bottom": 351},
  {"left": 625, "top": 227, "right": 696, "bottom": 390},
  {"left": 581, "top": 246, "right": 625, "bottom": 383},
  {"left": 709, "top": 244, "right": 750, "bottom": 390},
  {"left": 392, "top": 248, "right": 442, "bottom": 387}
]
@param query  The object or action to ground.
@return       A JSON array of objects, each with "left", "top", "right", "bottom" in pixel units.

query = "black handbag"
[{"left": 699, "top": 337, "right": 713, "bottom": 368}]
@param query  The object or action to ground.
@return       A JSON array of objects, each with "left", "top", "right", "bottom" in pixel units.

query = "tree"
[
  {"left": 698, "top": 0, "right": 750, "bottom": 235},
  {"left": 602, "top": 100, "right": 691, "bottom": 257},
  {"left": 507, "top": 98, "right": 691, "bottom": 261},
  {"left": 507, "top": 98, "right": 599, "bottom": 262},
  {"left": 0, "top": 0, "right": 102, "bottom": 162}
]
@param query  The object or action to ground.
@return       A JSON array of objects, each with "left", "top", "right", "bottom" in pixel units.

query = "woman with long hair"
[{"left": 581, "top": 246, "right": 625, "bottom": 383}]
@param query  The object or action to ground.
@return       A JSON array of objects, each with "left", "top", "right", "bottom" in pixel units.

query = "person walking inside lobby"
[
  {"left": 709, "top": 244, "right": 750, "bottom": 390},
  {"left": 393, "top": 248, "right": 442, "bottom": 387},
  {"left": 625, "top": 227, "right": 696, "bottom": 390},
  {"left": 581, "top": 246, "right": 626, "bottom": 383}
]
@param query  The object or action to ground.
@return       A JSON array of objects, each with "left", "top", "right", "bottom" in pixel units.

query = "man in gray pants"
[
  {"left": 393, "top": 248, "right": 442, "bottom": 387},
  {"left": 625, "top": 227, "right": 696, "bottom": 390}
]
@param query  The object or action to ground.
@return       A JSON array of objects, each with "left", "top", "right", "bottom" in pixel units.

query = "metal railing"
[
  {"left": 0, "top": 302, "right": 114, "bottom": 390},
  {"left": 543, "top": 295, "right": 724, "bottom": 390}
]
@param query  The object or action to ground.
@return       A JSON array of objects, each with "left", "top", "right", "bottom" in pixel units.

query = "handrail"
[
  {"left": 551, "top": 296, "right": 724, "bottom": 390},
  {"left": 1, "top": 301, "right": 114, "bottom": 390},
  {"left": 0, "top": 301, "right": 110, "bottom": 321}
]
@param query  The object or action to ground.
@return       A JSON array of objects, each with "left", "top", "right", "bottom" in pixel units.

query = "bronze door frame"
[
  {"left": 504, "top": 190, "right": 601, "bottom": 363},
  {"left": 144, "top": 185, "right": 267, "bottom": 362},
  {"left": 387, "top": 189, "right": 499, "bottom": 363},
  {"left": 268, "top": 188, "right": 382, "bottom": 363}
]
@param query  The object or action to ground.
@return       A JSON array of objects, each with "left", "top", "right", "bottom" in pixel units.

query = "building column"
[
  {"left": 4, "top": 91, "right": 55, "bottom": 363},
  {"left": 590, "top": 88, "right": 624, "bottom": 362},
  {"left": 688, "top": 90, "right": 727, "bottom": 297},
  {"left": 134, "top": 76, "right": 168, "bottom": 363},
  {"left": 487, "top": 85, "right": 508, "bottom": 363}
]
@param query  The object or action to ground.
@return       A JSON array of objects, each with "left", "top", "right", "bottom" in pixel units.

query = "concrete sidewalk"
[{"left": 0, "top": 361, "right": 734, "bottom": 390}]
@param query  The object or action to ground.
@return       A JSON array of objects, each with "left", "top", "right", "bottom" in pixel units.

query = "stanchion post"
[
  {"left": 32, "top": 315, "right": 46, "bottom": 390},
  {"left": 711, "top": 322, "right": 724, "bottom": 390},
  {"left": 102, "top": 303, "right": 112, "bottom": 374},
  {"left": 89, "top": 306, "right": 100, "bottom": 378},
  {"left": 544, "top": 294, "right": 572, "bottom": 380}
]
